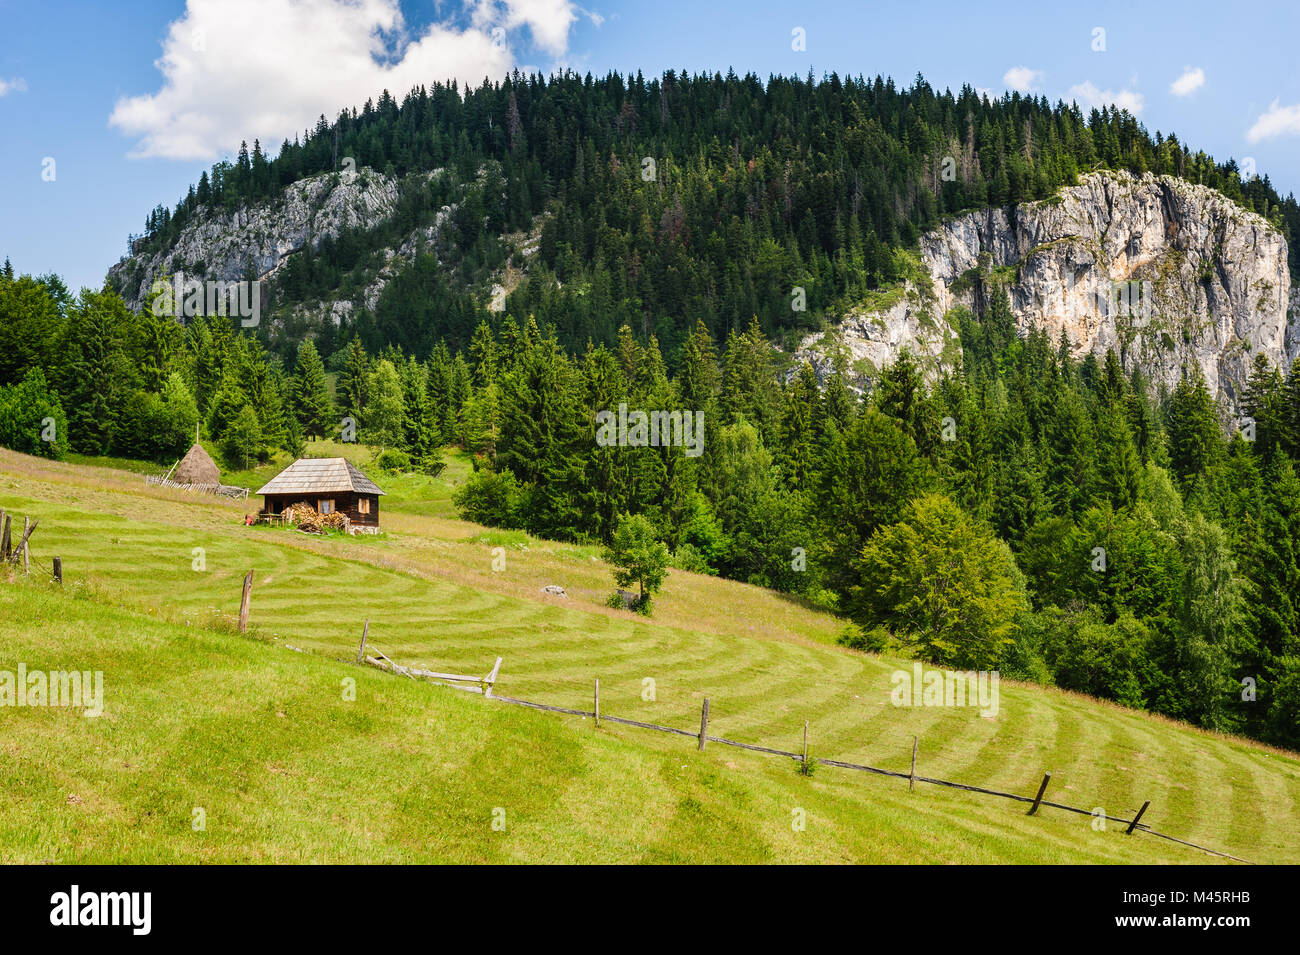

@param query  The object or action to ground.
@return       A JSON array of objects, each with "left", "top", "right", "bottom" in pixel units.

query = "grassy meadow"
[{"left": 1, "top": 445, "right": 1298, "bottom": 863}]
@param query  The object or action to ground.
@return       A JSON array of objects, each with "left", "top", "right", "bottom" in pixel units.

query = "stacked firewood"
[{"left": 280, "top": 503, "right": 349, "bottom": 533}]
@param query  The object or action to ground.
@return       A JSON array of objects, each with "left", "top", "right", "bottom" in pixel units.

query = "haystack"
[{"left": 173, "top": 442, "right": 220, "bottom": 486}]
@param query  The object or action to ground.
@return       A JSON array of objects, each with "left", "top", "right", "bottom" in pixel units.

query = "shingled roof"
[{"left": 256, "top": 458, "right": 385, "bottom": 496}]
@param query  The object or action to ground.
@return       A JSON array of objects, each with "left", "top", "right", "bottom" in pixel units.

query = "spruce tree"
[
  {"left": 337, "top": 337, "right": 370, "bottom": 428},
  {"left": 1165, "top": 366, "right": 1223, "bottom": 485},
  {"left": 290, "top": 339, "right": 333, "bottom": 439}
]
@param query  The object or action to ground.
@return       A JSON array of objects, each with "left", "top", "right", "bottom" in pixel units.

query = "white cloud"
[
  {"left": 0, "top": 77, "right": 28, "bottom": 97},
  {"left": 110, "top": 0, "right": 581, "bottom": 160},
  {"left": 1002, "top": 66, "right": 1043, "bottom": 93},
  {"left": 471, "top": 0, "right": 575, "bottom": 56},
  {"left": 1066, "top": 80, "right": 1145, "bottom": 116},
  {"left": 1169, "top": 67, "right": 1205, "bottom": 97},
  {"left": 1247, "top": 99, "right": 1300, "bottom": 142}
]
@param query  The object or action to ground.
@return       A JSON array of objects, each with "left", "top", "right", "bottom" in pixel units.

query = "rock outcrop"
[
  {"left": 794, "top": 170, "right": 1297, "bottom": 409},
  {"left": 108, "top": 167, "right": 407, "bottom": 313},
  {"left": 790, "top": 282, "right": 960, "bottom": 395}
]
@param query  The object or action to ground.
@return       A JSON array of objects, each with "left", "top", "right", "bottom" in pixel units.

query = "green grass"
[{"left": 2, "top": 447, "right": 1298, "bottom": 863}]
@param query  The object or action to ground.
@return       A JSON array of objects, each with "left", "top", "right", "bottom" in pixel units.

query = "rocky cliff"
[
  {"left": 107, "top": 166, "right": 454, "bottom": 324},
  {"left": 111, "top": 165, "right": 1296, "bottom": 410},
  {"left": 794, "top": 170, "right": 1298, "bottom": 409}
]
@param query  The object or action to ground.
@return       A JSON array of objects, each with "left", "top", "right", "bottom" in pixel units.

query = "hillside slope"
[{"left": 3, "top": 448, "right": 1298, "bottom": 863}]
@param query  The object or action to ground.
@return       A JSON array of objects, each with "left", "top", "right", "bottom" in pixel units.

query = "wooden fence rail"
[
  {"left": 145, "top": 474, "right": 250, "bottom": 499},
  {"left": 364, "top": 650, "right": 503, "bottom": 696}
]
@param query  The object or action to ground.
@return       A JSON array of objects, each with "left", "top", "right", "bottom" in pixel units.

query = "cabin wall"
[
  {"left": 261, "top": 493, "right": 380, "bottom": 527},
  {"left": 340, "top": 492, "right": 380, "bottom": 527}
]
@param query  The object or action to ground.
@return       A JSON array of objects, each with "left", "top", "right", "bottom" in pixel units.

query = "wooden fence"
[
  {"left": 144, "top": 474, "right": 250, "bottom": 499},
  {"left": 0, "top": 508, "right": 59, "bottom": 581},
  {"left": 345, "top": 630, "right": 1253, "bottom": 864}
]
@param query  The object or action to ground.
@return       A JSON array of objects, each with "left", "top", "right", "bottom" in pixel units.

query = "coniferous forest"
[
  {"left": 4, "top": 71, "right": 1300, "bottom": 748},
  {"left": 116, "top": 70, "right": 1300, "bottom": 357}
]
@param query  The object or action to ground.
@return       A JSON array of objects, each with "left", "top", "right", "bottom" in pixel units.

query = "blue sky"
[{"left": 2, "top": 0, "right": 1299, "bottom": 293}]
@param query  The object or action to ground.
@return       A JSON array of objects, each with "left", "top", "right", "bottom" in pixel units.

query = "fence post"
[
  {"left": 1126, "top": 800, "right": 1151, "bottom": 835},
  {"left": 484, "top": 657, "right": 502, "bottom": 699},
  {"left": 594, "top": 678, "right": 600, "bottom": 726},
  {"left": 356, "top": 619, "right": 369, "bottom": 663},
  {"left": 52, "top": 557, "right": 62, "bottom": 585},
  {"left": 697, "top": 698, "right": 710, "bottom": 750},
  {"left": 238, "top": 571, "right": 253, "bottom": 633},
  {"left": 1028, "top": 772, "right": 1052, "bottom": 816},
  {"left": 910, "top": 736, "right": 918, "bottom": 791},
  {"left": 10, "top": 517, "right": 37, "bottom": 564},
  {"left": 0, "top": 511, "right": 8, "bottom": 560},
  {"left": 802, "top": 720, "right": 809, "bottom": 768},
  {"left": 22, "top": 517, "right": 29, "bottom": 575}
]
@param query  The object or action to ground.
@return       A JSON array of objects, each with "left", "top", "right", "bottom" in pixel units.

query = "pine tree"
[
  {"left": 818, "top": 408, "right": 930, "bottom": 597},
  {"left": 337, "top": 337, "right": 370, "bottom": 429},
  {"left": 468, "top": 320, "right": 498, "bottom": 387},
  {"left": 221, "top": 404, "right": 264, "bottom": 470},
  {"left": 1042, "top": 385, "right": 1097, "bottom": 517},
  {"left": 1279, "top": 356, "right": 1300, "bottom": 459},
  {"left": 721, "top": 318, "right": 780, "bottom": 444},
  {"left": 1165, "top": 366, "right": 1223, "bottom": 484},
  {"left": 875, "top": 349, "right": 938, "bottom": 458},
  {"left": 1242, "top": 353, "right": 1283, "bottom": 460},
  {"left": 290, "top": 339, "right": 332, "bottom": 438},
  {"left": 60, "top": 291, "right": 135, "bottom": 454},
  {"left": 1095, "top": 401, "right": 1142, "bottom": 510},
  {"left": 677, "top": 319, "right": 720, "bottom": 413},
  {"left": 779, "top": 363, "right": 821, "bottom": 490},
  {"left": 1241, "top": 458, "right": 1300, "bottom": 738}
]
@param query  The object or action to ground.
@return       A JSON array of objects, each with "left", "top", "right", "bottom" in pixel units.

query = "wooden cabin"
[{"left": 256, "top": 458, "right": 385, "bottom": 531}]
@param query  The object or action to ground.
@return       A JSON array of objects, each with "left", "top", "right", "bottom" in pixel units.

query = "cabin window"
[
  {"left": 318, "top": 499, "right": 334, "bottom": 514},
  {"left": 358, "top": 497, "right": 371, "bottom": 515}
]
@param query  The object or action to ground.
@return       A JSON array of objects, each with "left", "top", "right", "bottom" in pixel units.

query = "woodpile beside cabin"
[{"left": 256, "top": 458, "right": 385, "bottom": 533}]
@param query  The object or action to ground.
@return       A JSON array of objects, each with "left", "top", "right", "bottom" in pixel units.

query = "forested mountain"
[
  {"left": 107, "top": 70, "right": 1300, "bottom": 365},
  {"left": 5, "top": 71, "right": 1300, "bottom": 748}
]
